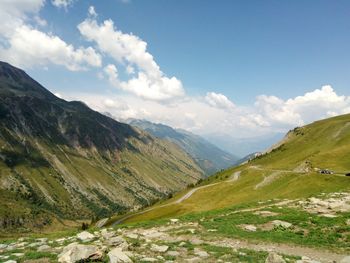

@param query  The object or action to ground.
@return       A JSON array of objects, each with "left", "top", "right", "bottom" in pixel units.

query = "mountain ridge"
[
  {"left": 126, "top": 118, "right": 239, "bottom": 175},
  {"left": 0, "top": 61, "right": 203, "bottom": 232}
]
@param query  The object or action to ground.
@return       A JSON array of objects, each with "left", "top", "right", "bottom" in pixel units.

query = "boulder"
[
  {"left": 242, "top": 224, "right": 257, "bottom": 232},
  {"left": 0, "top": 244, "right": 8, "bottom": 249},
  {"left": 106, "top": 236, "right": 128, "bottom": 249},
  {"left": 125, "top": 233, "right": 138, "bottom": 239},
  {"left": 170, "top": 219, "right": 179, "bottom": 224},
  {"left": 150, "top": 244, "right": 169, "bottom": 253},
  {"left": 167, "top": 251, "right": 180, "bottom": 257},
  {"left": 76, "top": 231, "right": 94, "bottom": 242},
  {"left": 101, "top": 229, "right": 116, "bottom": 239},
  {"left": 194, "top": 249, "right": 209, "bottom": 258},
  {"left": 271, "top": 220, "right": 292, "bottom": 229},
  {"left": 340, "top": 256, "right": 350, "bottom": 263},
  {"left": 265, "top": 252, "right": 286, "bottom": 263},
  {"left": 58, "top": 243, "right": 102, "bottom": 263},
  {"left": 108, "top": 248, "right": 132, "bottom": 263},
  {"left": 37, "top": 245, "right": 51, "bottom": 252}
]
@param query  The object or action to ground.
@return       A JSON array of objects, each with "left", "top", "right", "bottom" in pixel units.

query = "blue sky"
[
  {"left": 1, "top": 0, "right": 350, "bottom": 140},
  {"left": 34, "top": 0, "right": 350, "bottom": 103}
]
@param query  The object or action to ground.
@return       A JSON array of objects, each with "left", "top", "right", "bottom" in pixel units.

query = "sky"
[{"left": 1, "top": 0, "right": 350, "bottom": 141}]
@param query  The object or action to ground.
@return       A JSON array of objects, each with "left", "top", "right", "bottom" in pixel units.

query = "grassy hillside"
[
  {"left": 0, "top": 61, "right": 203, "bottom": 233},
  {"left": 114, "top": 114, "right": 350, "bottom": 224},
  {"left": 127, "top": 119, "right": 239, "bottom": 175}
]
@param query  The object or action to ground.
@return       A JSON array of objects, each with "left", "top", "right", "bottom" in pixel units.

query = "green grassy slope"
[
  {"left": 118, "top": 114, "right": 350, "bottom": 224},
  {"left": 0, "top": 61, "right": 203, "bottom": 233}
]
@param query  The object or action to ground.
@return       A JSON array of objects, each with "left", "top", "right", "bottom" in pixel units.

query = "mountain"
[
  {"left": 204, "top": 132, "right": 285, "bottom": 157},
  {"left": 127, "top": 119, "right": 239, "bottom": 175},
  {"left": 0, "top": 61, "right": 203, "bottom": 232},
  {"left": 115, "top": 113, "right": 350, "bottom": 224}
]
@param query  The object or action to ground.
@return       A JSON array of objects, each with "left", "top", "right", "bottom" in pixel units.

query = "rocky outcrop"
[{"left": 58, "top": 243, "right": 102, "bottom": 263}]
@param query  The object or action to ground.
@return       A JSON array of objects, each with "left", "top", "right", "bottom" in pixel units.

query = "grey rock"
[
  {"left": 141, "top": 258, "right": 158, "bottom": 262},
  {"left": 167, "top": 251, "right": 180, "bottom": 257},
  {"left": 194, "top": 248, "right": 209, "bottom": 257},
  {"left": 340, "top": 256, "right": 350, "bottom": 263},
  {"left": 271, "top": 220, "right": 292, "bottom": 229},
  {"left": 108, "top": 247, "right": 132, "bottom": 263},
  {"left": 150, "top": 244, "right": 169, "bottom": 253},
  {"left": 58, "top": 243, "right": 102, "bottom": 263},
  {"left": 185, "top": 257, "right": 201, "bottom": 263},
  {"left": 265, "top": 252, "right": 286, "bottom": 263},
  {"left": 243, "top": 224, "right": 257, "bottom": 232},
  {"left": 37, "top": 244, "right": 51, "bottom": 252},
  {"left": 0, "top": 244, "right": 8, "bottom": 249},
  {"left": 11, "top": 253, "right": 24, "bottom": 258},
  {"left": 76, "top": 231, "right": 95, "bottom": 242}
]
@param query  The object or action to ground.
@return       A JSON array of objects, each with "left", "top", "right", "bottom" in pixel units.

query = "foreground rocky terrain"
[{"left": 1, "top": 192, "right": 349, "bottom": 263}]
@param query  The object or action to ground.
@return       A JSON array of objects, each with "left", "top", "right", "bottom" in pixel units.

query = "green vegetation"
[{"left": 108, "top": 113, "right": 350, "bottom": 253}]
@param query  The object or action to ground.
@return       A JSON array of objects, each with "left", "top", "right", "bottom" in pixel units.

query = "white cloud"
[
  {"left": 0, "top": 0, "right": 102, "bottom": 71},
  {"left": 88, "top": 6, "right": 97, "bottom": 17},
  {"left": 78, "top": 14, "right": 185, "bottom": 101},
  {"left": 51, "top": 0, "right": 74, "bottom": 9},
  {"left": 205, "top": 92, "right": 235, "bottom": 109},
  {"left": 34, "top": 15, "right": 47, "bottom": 27},
  {"left": 0, "top": 25, "right": 102, "bottom": 71},
  {"left": 63, "top": 85, "right": 350, "bottom": 140},
  {"left": 0, "top": 0, "right": 44, "bottom": 37},
  {"left": 252, "top": 85, "right": 350, "bottom": 129}
]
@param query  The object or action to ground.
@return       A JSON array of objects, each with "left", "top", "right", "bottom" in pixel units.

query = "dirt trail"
[
  {"left": 207, "top": 237, "right": 348, "bottom": 263},
  {"left": 254, "top": 171, "right": 283, "bottom": 190},
  {"left": 110, "top": 171, "right": 241, "bottom": 226}
]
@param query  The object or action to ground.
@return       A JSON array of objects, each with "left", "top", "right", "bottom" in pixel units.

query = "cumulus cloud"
[
  {"left": 0, "top": 0, "right": 44, "bottom": 37},
  {"left": 0, "top": 0, "right": 101, "bottom": 71},
  {"left": 64, "top": 85, "right": 350, "bottom": 140},
  {"left": 250, "top": 85, "right": 350, "bottom": 129},
  {"left": 205, "top": 92, "right": 235, "bottom": 109},
  {"left": 0, "top": 25, "right": 102, "bottom": 71},
  {"left": 78, "top": 11, "right": 185, "bottom": 101},
  {"left": 51, "top": 0, "right": 74, "bottom": 9}
]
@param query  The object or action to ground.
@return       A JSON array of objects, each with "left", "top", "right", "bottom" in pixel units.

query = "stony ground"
[{"left": 1, "top": 192, "right": 350, "bottom": 263}]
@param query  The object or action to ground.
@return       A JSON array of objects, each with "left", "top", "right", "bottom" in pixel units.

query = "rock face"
[
  {"left": 58, "top": 243, "right": 102, "bottom": 263},
  {"left": 265, "top": 252, "right": 286, "bottom": 263},
  {"left": 108, "top": 248, "right": 132, "bottom": 263}
]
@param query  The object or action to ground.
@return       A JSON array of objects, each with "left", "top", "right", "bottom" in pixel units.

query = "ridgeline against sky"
[{"left": 1, "top": 0, "right": 350, "bottom": 139}]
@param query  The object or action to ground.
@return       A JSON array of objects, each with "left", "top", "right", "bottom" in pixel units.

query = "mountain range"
[
  {"left": 0, "top": 61, "right": 203, "bottom": 232},
  {"left": 127, "top": 119, "right": 239, "bottom": 176}
]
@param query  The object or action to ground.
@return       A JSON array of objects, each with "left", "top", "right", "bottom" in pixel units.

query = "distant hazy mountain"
[
  {"left": 127, "top": 119, "right": 239, "bottom": 176},
  {"left": 203, "top": 132, "right": 285, "bottom": 157},
  {"left": 0, "top": 61, "right": 203, "bottom": 232}
]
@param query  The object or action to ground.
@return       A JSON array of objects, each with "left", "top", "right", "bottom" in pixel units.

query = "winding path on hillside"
[{"left": 109, "top": 171, "right": 241, "bottom": 226}]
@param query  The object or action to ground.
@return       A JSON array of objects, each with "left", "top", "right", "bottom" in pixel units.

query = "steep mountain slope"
[
  {"left": 113, "top": 113, "right": 350, "bottom": 224},
  {"left": 127, "top": 119, "right": 238, "bottom": 175},
  {"left": 0, "top": 61, "right": 203, "bottom": 232}
]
